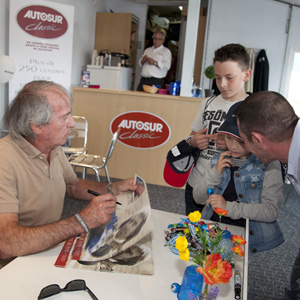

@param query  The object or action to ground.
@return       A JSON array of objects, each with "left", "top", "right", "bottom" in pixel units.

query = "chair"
[
  {"left": 68, "top": 127, "right": 120, "bottom": 182},
  {"left": 62, "top": 116, "right": 88, "bottom": 156}
]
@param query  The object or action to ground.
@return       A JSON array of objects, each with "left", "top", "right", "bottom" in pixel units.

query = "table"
[{"left": 0, "top": 209, "right": 248, "bottom": 299}]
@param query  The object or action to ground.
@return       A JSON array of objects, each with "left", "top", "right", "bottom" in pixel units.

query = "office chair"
[
  {"left": 68, "top": 127, "right": 120, "bottom": 182},
  {"left": 62, "top": 116, "right": 88, "bottom": 156}
]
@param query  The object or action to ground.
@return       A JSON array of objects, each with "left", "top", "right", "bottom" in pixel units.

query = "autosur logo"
[
  {"left": 110, "top": 111, "right": 171, "bottom": 149},
  {"left": 16, "top": 5, "right": 68, "bottom": 39}
]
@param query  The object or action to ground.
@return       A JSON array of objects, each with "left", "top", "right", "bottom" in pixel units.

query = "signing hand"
[{"left": 80, "top": 193, "right": 117, "bottom": 229}]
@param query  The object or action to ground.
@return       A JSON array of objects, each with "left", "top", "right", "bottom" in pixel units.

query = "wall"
[
  {"left": 201, "top": 0, "right": 289, "bottom": 92},
  {"left": 1, "top": 0, "right": 294, "bottom": 123}
]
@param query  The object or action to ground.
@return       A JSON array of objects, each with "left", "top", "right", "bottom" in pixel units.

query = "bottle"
[{"left": 191, "top": 82, "right": 197, "bottom": 97}]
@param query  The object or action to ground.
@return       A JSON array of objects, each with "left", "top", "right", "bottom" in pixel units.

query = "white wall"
[{"left": 202, "top": 0, "right": 289, "bottom": 92}]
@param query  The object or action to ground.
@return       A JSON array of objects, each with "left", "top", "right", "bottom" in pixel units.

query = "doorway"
[
  {"left": 145, "top": 4, "right": 208, "bottom": 88},
  {"left": 145, "top": 5, "right": 183, "bottom": 86}
]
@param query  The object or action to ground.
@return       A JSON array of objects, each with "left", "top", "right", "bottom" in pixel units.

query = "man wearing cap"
[
  {"left": 192, "top": 102, "right": 284, "bottom": 253},
  {"left": 137, "top": 29, "right": 172, "bottom": 91}
]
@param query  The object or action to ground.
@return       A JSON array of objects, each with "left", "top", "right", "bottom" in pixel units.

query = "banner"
[{"left": 9, "top": 0, "right": 74, "bottom": 101}]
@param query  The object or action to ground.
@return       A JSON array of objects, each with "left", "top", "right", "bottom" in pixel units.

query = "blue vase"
[{"left": 177, "top": 265, "right": 204, "bottom": 300}]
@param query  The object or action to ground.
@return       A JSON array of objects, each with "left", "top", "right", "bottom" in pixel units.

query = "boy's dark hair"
[{"left": 213, "top": 43, "right": 250, "bottom": 71}]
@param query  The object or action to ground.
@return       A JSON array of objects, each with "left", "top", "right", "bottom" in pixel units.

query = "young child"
[
  {"left": 193, "top": 102, "right": 284, "bottom": 253},
  {"left": 185, "top": 43, "right": 252, "bottom": 215}
]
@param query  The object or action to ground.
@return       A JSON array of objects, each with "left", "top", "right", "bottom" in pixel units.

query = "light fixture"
[{"left": 0, "top": 55, "right": 16, "bottom": 84}]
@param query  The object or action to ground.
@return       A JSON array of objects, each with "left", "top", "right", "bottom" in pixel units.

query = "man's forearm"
[
  {"left": 66, "top": 178, "right": 109, "bottom": 200},
  {"left": 0, "top": 215, "right": 83, "bottom": 259}
]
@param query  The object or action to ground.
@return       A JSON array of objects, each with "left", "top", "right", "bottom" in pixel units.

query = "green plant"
[{"left": 204, "top": 65, "right": 215, "bottom": 89}]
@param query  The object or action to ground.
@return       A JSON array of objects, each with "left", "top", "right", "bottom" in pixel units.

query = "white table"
[{"left": 0, "top": 209, "right": 248, "bottom": 299}]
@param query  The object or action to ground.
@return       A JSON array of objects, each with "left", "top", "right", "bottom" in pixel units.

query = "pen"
[
  {"left": 87, "top": 189, "right": 122, "bottom": 205},
  {"left": 234, "top": 270, "right": 241, "bottom": 300}
]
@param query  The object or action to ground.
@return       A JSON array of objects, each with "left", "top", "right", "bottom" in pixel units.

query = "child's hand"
[
  {"left": 215, "top": 151, "right": 232, "bottom": 174},
  {"left": 213, "top": 133, "right": 226, "bottom": 149},
  {"left": 206, "top": 194, "right": 227, "bottom": 210},
  {"left": 191, "top": 128, "right": 212, "bottom": 150}
]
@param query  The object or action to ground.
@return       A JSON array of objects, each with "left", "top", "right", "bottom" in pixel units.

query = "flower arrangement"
[{"left": 165, "top": 210, "right": 246, "bottom": 300}]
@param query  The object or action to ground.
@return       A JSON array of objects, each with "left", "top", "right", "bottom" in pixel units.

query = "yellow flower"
[
  {"left": 176, "top": 236, "right": 188, "bottom": 251},
  {"left": 188, "top": 211, "right": 201, "bottom": 223},
  {"left": 179, "top": 248, "right": 190, "bottom": 261}
]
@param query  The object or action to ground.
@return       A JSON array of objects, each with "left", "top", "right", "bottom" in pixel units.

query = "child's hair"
[{"left": 213, "top": 43, "right": 250, "bottom": 71}]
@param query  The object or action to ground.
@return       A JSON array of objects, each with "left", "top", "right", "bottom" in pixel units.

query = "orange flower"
[
  {"left": 214, "top": 208, "right": 228, "bottom": 216},
  {"left": 231, "top": 235, "right": 246, "bottom": 245},
  {"left": 196, "top": 253, "right": 232, "bottom": 285},
  {"left": 232, "top": 244, "right": 245, "bottom": 257}
]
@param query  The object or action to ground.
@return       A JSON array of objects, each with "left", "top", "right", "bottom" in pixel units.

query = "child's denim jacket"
[{"left": 201, "top": 153, "right": 284, "bottom": 253}]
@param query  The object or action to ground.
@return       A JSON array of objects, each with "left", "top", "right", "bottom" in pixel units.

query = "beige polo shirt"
[{"left": 0, "top": 134, "right": 77, "bottom": 227}]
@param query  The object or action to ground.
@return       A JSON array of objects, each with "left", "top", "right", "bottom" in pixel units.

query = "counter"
[{"left": 72, "top": 87, "right": 203, "bottom": 186}]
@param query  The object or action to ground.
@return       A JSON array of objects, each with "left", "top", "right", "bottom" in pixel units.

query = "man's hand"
[
  {"left": 206, "top": 194, "right": 227, "bottom": 210},
  {"left": 80, "top": 193, "right": 117, "bottom": 229},
  {"left": 147, "top": 57, "right": 156, "bottom": 65},
  {"left": 110, "top": 178, "right": 137, "bottom": 196},
  {"left": 215, "top": 151, "right": 232, "bottom": 174},
  {"left": 141, "top": 55, "right": 148, "bottom": 64},
  {"left": 190, "top": 128, "right": 212, "bottom": 150}
]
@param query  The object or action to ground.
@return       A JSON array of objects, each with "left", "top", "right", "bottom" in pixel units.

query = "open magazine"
[{"left": 55, "top": 174, "right": 154, "bottom": 275}]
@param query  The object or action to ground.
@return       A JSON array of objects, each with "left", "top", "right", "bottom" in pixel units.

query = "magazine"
[{"left": 55, "top": 174, "right": 154, "bottom": 275}]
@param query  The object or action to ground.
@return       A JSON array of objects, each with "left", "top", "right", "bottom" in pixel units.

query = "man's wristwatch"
[{"left": 154, "top": 61, "right": 158, "bottom": 67}]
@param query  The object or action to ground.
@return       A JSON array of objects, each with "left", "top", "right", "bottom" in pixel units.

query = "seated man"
[{"left": 0, "top": 80, "right": 137, "bottom": 265}]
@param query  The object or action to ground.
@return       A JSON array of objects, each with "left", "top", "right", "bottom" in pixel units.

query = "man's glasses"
[
  {"left": 152, "top": 37, "right": 164, "bottom": 41},
  {"left": 38, "top": 279, "right": 98, "bottom": 299}
]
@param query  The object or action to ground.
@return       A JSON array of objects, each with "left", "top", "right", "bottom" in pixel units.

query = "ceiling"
[{"left": 134, "top": 0, "right": 300, "bottom": 8}]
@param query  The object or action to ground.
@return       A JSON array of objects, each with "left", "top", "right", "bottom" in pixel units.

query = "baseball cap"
[
  {"left": 163, "top": 139, "right": 200, "bottom": 187},
  {"left": 218, "top": 101, "right": 243, "bottom": 141}
]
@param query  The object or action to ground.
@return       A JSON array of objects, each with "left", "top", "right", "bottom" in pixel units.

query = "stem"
[{"left": 202, "top": 283, "right": 209, "bottom": 298}]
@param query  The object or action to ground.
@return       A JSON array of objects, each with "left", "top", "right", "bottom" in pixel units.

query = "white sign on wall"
[{"left": 9, "top": 0, "right": 74, "bottom": 101}]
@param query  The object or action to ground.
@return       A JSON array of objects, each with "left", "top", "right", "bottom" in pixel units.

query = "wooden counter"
[{"left": 72, "top": 87, "right": 203, "bottom": 186}]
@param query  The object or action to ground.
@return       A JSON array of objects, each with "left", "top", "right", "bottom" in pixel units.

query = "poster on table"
[
  {"left": 8, "top": 0, "right": 74, "bottom": 102},
  {"left": 55, "top": 174, "right": 154, "bottom": 275}
]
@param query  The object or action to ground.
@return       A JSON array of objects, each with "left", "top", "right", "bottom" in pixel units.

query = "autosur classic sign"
[
  {"left": 110, "top": 111, "right": 171, "bottom": 149},
  {"left": 9, "top": 0, "right": 74, "bottom": 102},
  {"left": 16, "top": 5, "right": 68, "bottom": 39}
]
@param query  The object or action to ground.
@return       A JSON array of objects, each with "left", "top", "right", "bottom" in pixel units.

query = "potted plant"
[{"left": 204, "top": 65, "right": 215, "bottom": 97}]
